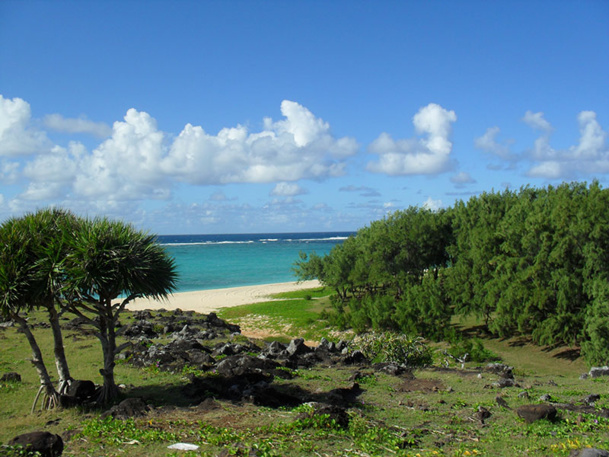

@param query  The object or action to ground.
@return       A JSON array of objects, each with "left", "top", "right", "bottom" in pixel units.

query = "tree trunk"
[
  {"left": 95, "top": 302, "right": 119, "bottom": 404},
  {"left": 45, "top": 303, "right": 72, "bottom": 394},
  {"left": 11, "top": 313, "right": 59, "bottom": 411}
]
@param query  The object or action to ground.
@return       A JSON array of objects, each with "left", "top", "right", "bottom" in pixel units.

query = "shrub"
[
  {"left": 447, "top": 338, "right": 501, "bottom": 363},
  {"left": 352, "top": 331, "right": 434, "bottom": 366}
]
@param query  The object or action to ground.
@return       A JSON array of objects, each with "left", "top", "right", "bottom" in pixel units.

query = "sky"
[{"left": 0, "top": 1, "right": 608, "bottom": 235}]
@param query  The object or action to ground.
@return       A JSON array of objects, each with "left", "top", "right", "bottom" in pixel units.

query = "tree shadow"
[
  {"left": 123, "top": 371, "right": 364, "bottom": 411},
  {"left": 125, "top": 382, "right": 194, "bottom": 407},
  {"left": 540, "top": 343, "right": 581, "bottom": 361},
  {"left": 507, "top": 336, "right": 530, "bottom": 347},
  {"left": 551, "top": 348, "right": 581, "bottom": 361}
]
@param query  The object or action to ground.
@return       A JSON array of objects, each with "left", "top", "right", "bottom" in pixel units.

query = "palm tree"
[
  {"left": 0, "top": 216, "right": 60, "bottom": 410},
  {"left": 19, "top": 209, "right": 81, "bottom": 396},
  {"left": 65, "top": 217, "right": 177, "bottom": 404}
]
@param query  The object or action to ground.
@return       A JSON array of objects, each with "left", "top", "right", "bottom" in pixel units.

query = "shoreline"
[{"left": 127, "top": 280, "right": 322, "bottom": 314}]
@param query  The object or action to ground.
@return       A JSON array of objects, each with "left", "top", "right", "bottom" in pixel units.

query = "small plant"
[
  {"left": 447, "top": 337, "right": 501, "bottom": 363},
  {"left": 352, "top": 332, "right": 434, "bottom": 366},
  {"left": 182, "top": 364, "right": 206, "bottom": 377}
]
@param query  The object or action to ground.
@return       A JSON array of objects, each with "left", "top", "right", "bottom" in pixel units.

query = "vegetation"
[
  {"left": 1, "top": 297, "right": 606, "bottom": 457},
  {"left": 2, "top": 184, "right": 609, "bottom": 454},
  {"left": 0, "top": 209, "right": 177, "bottom": 407},
  {"left": 294, "top": 181, "right": 609, "bottom": 366}
]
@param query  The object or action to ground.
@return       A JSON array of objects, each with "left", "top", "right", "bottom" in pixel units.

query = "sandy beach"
[{"left": 127, "top": 280, "right": 322, "bottom": 314}]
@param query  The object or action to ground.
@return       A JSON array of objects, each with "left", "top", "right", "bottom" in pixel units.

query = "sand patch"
[{"left": 127, "top": 280, "right": 321, "bottom": 314}]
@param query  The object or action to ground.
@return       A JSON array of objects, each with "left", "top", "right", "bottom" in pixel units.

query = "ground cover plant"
[{"left": 2, "top": 290, "right": 608, "bottom": 457}]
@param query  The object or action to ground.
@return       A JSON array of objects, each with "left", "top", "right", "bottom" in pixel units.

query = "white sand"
[{"left": 127, "top": 280, "right": 322, "bottom": 314}]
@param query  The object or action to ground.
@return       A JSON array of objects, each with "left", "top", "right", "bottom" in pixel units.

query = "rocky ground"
[{"left": 2, "top": 308, "right": 609, "bottom": 456}]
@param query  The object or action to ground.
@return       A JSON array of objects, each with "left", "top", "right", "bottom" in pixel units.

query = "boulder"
[
  {"left": 123, "top": 320, "right": 158, "bottom": 338},
  {"left": 101, "top": 397, "right": 150, "bottom": 419},
  {"left": 516, "top": 404, "right": 557, "bottom": 423},
  {"left": 215, "top": 355, "right": 280, "bottom": 378},
  {"left": 8, "top": 431, "right": 63, "bottom": 457},
  {"left": 287, "top": 338, "right": 311, "bottom": 356},
  {"left": 263, "top": 341, "right": 287, "bottom": 358},
  {"left": 297, "top": 402, "right": 350, "bottom": 429},
  {"left": 342, "top": 350, "right": 368, "bottom": 365},
  {"left": 569, "top": 449, "right": 609, "bottom": 457},
  {"left": 485, "top": 363, "right": 513, "bottom": 378},
  {"left": 1, "top": 372, "right": 21, "bottom": 383},
  {"left": 589, "top": 367, "right": 609, "bottom": 378},
  {"left": 67, "top": 380, "right": 96, "bottom": 401},
  {"left": 583, "top": 394, "right": 601, "bottom": 406},
  {"left": 133, "top": 310, "right": 154, "bottom": 320}
]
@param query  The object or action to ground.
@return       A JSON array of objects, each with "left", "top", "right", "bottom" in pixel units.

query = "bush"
[
  {"left": 352, "top": 332, "right": 434, "bottom": 366},
  {"left": 447, "top": 338, "right": 501, "bottom": 363}
]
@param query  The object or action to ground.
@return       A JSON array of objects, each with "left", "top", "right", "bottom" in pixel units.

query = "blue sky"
[{"left": 0, "top": 1, "right": 607, "bottom": 235}]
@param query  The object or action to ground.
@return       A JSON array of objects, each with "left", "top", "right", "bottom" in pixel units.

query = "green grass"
[
  {"left": 1, "top": 292, "right": 607, "bottom": 456},
  {"left": 217, "top": 286, "right": 337, "bottom": 341}
]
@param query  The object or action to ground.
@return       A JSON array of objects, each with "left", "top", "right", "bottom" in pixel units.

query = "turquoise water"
[{"left": 158, "top": 232, "right": 351, "bottom": 292}]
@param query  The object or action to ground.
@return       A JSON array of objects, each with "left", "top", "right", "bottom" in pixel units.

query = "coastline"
[{"left": 127, "top": 280, "right": 322, "bottom": 314}]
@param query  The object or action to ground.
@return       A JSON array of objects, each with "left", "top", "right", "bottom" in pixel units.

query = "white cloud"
[
  {"left": 73, "top": 108, "right": 170, "bottom": 201},
  {"left": 528, "top": 161, "right": 564, "bottom": 179},
  {"left": 20, "top": 182, "right": 66, "bottom": 201},
  {"left": 23, "top": 143, "right": 81, "bottom": 183},
  {"left": 474, "top": 126, "right": 515, "bottom": 160},
  {"left": 367, "top": 103, "right": 457, "bottom": 175},
  {"left": 271, "top": 182, "right": 307, "bottom": 197},
  {"left": 571, "top": 111, "right": 607, "bottom": 161},
  {"left": 0, "top": 96, "right": 358, "bottom": 209},
  {"left": 0, "top": 95, "right": 51, "bottom": 156},
  {"left": 162, "top": 100, "right": 358, "bottom": 184},
  {"left": 422, "top": 196, "right": 442, "bottom": 211},
  {"left": 523, "top": 111, "right": 553, "bottom": 132},
  {"left": 450, "top": 172, "right": 476, "bottom": 185},
  {"left": 524, "top": 110, "right": 609, "bottom": 178},
  {"left": 43, "top": 113, "right": 112, "bottom": 138},
  {"left": 0, "top": 160, "right": 19, "bottom": 184}
]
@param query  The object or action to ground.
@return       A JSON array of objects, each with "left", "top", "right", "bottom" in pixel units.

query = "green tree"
[
  {"left": 0, "top": 215, "right": 60, "bottom": 409},
  {"left": 0, "top": 209, "right": 83, "bottom": 410},
  {"left": 21, "top": 209, "right": 80, "bottom": 395},
  {"left": 65, "top": 217, "right": 177, "bottom": 404}
]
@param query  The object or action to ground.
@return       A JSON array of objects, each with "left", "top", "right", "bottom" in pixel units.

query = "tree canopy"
[
  {"left": 0, "top": 209, "right": 177, "bottom": 407},
  {"left": 294, "top": 181, "right": 609, "bottom": 365}
]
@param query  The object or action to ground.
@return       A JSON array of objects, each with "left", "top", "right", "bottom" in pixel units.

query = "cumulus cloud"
[
  {"left": 422, "top": 196, "right": 442, "bottom": 211},
  {"left": 162, "top": 100, "right": 358, "bottom": 184},
  {"left": 0, "top": 160, "right": 19, "bottom": 184},
  {"left": 523, "top": 111, "right": 553, "bottom": 132},
  {"left": 0, "top": 96, "right": 358, "bottom": 208},
  {"left": 73, "top": 108, "right": 170, "bottom": 201},
  {"left": 477, "top": 110, "right": 609, "bottom": 180},
  {"left": 524, "top": 110, "right": 609, "bottom": 178},
  {"left": 367, "top": 103, "right": 457, "bottom": 175},
  {"left": 474, "top": 126, "right": 516, "bottom": 161},
  {"left": 43, "top": 113, "right": 112, "bottom": 138},
  {"left": 0, "top": 95, "right": 51, "bottom": 156},
  {"left": 271, "top": 182, "right": 307, "bottom": 197}
]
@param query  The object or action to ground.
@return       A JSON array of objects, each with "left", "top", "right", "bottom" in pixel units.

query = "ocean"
[{"left": 157, "top": 232, "right": 352, "bottom": 292}]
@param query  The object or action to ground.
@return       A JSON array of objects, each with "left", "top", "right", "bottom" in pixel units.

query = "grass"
[
  {"left": 217, "top": 286, "right": 338, "bottom": 342},
  {"left": 1, "top": 287, "right": 608, "bottom": 456}
]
